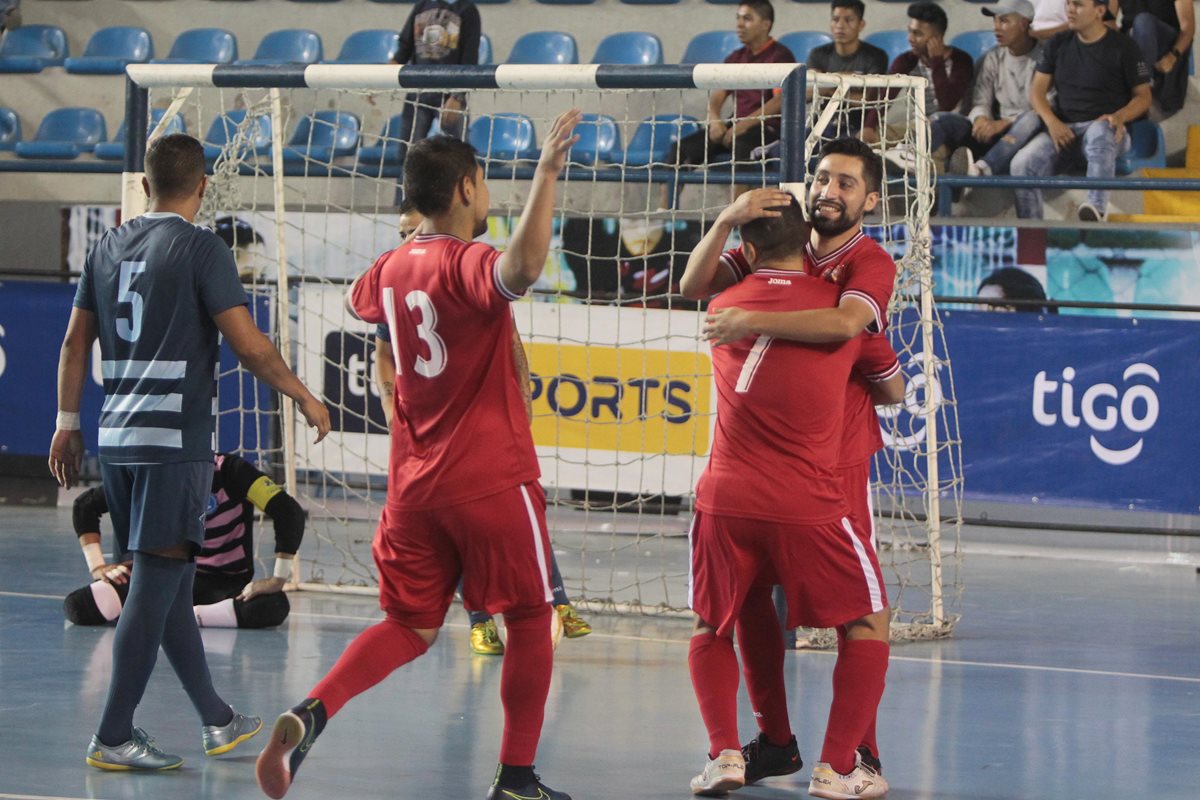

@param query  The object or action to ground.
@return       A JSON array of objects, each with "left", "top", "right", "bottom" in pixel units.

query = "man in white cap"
[{"left": 934, "top": 0, "right": 1048, "bottom": 179}]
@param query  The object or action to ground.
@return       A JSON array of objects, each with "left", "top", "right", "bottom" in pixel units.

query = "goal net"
[{"left": 123, "top": 63, "right": 962, "bottom": 642}]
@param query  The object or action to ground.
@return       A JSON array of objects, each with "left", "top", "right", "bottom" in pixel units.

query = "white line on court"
[{"left": 9, "top": 594, "right": 1197, "bottom": 686}]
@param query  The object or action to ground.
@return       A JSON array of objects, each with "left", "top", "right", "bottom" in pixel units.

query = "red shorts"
[
  {"left": 373, "top": 481, "right": 554, "bottom": 629},
  {"left": 839, "top": 460, "right": 876, "bottom": 550},
  {"left": 688, "top": 509, "right": 888, "bottom": 636}
]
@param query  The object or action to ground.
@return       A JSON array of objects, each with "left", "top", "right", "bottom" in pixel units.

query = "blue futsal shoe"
[
  {"left": 203, "top": 708, "right": 263, "bottom": 756},
  {"left": 86, "top": 727, "right": 183, "bottom": 771}
]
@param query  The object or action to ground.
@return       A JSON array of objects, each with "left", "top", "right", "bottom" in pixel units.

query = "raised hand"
[{"left": 536, "top": 108, "right": 583, "bottom": 176}]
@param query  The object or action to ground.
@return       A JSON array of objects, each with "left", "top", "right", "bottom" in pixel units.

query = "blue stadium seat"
[
  {"left": 478, "top": 33, "right": 492, "bottom": 64},
  {"left": 334, "top": 30, "right": 399, "bottom": 64},
  {"left": 94, "top": 109, "right": 188, "bottom": 161},
  {"left": 238, "top": 30, "right": 323, "bottom": 65},
  {"left": 65, "top": 27, "right": 153, "bottom": 74},
  {"left": 14, "top": 108, "right": 107, "bottom": 159},
  {"left": 613, "top": 114, "right": 700, "bottom": 166},
  {"left": 0, "top": 108, "right": 20, "bottom": 150},
  {"left": 950, "top": 30, "right": 996, "bottom": 64},
  {"left": 0, "top": 25, "right": 69, "bottom": 73},
  {"left": 469, "top": 114, "right": 537, "bottom": 161},
  {"left": 680, "top": 31, "right": 740, "bottom": 64},
  {"left": 568, "top": 113, "right": 620, "bottom": 165},
  {"left": 777, "top": 31, "right": 833, "bottom": 62},
  {"left": 1116, "top": 120, "right": 1167, "bottom": 175},
  {"left": 506, "top": 32, "right": 578, "bottom": 65},
  {"left": 202, "top": 109, "right": 273, "bottom": 160},
  {"left": 355, "top": 113, "right": 405, "bottom": 170},
  {"left": 591, "top": 32, "right": 663, "bottom": 65},
  {"left": 864, "top": 30, "right": 910, "bottom": 67},
  {"left": 154, "top": 29, "right": 238, "bottom": 64},
  {"left": 282, "top": 111, "right": 360, "bottom": 162}
]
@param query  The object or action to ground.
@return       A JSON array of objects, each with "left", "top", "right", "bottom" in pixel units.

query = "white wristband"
[
  {"left": 83, "top": 542, "right": 105, "bottom": 573},
  {"left": 273, "top": 557, "right": 294, "bottom": 581},
  {"left": 57, "top": 411, "right": 81, "bottom": 431}
]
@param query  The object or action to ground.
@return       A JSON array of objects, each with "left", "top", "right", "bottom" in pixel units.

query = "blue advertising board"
[
  {"left": 880, "top": 309, "right": 1200, "bottom": 515},
  {"left": 0, "top": 280, "right": 273, "bottom": 460}
]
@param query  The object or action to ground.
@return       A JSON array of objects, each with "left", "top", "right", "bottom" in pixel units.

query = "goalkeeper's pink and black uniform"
[{"left": 64, "top": 452, "right": 305, "bottom": 628}]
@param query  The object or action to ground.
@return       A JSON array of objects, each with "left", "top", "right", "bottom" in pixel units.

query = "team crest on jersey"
[
  {"left": 207, "top": 494, "right": 218, "bottom": 515},
  {"left": 820, "top": 263, "right": 847, "bottom": 284}
]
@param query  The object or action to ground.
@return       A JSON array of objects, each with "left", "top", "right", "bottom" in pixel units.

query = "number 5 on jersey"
[
  {"left": 382, "top": 287, "right": 447, "bottom": 379},
  {"left": 117, "top": 260, "right": 147, "bottom": 342}
]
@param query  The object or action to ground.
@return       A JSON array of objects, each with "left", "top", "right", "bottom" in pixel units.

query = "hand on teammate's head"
[{"left": 718, "top": 188, "right": 796, "bottom": 227}]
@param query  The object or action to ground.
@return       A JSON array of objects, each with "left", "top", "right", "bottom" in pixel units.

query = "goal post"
[{"left": 121, "top": 63, "right": 962, "bottom": 642}]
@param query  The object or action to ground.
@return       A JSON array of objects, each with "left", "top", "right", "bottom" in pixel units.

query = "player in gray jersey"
[{"left": 49, "top": 133, "right": 330, "bottom": 772}]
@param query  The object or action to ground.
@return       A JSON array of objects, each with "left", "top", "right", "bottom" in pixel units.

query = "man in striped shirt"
[
  {"left": 49, "top": 133, "right": 330, "bottom": 771},
  {"left": 64, "top": 452, "right": 306, "bottom": 630}
]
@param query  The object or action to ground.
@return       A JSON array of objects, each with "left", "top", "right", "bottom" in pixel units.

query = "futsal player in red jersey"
[
  {"left": 683, "top": 138, "right": 901, "bottom": 792},
  {"left": 255, "top": 109, "right": 582, "bottom": 800},
  {"left": 682, "top": 197, "right": 893, "bottom": 799}
]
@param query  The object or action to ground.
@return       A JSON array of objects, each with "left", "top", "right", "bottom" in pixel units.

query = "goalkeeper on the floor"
[{"left": 63, "top": 452, "right": 305, "bottom": 629}]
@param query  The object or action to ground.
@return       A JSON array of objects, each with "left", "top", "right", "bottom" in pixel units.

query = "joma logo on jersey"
[
  {"left": 767, "top": 278, "right": 792, "bottom": 286},
  {"left": 1032, "top": 363, "right": 1160, "bottom": 465},
  {"left": 527, "top": 343, "right": 711, "bottom": 456}
]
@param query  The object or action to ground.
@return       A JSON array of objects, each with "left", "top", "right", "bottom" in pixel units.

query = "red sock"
[
  {"left": 836, "top": 628, "right": 879, "bottom": 758},
  {"left": 688, "top": 631, "right": 742, "bottom": 756},
  {"left": 310, "top": 616, "right": 429, "bottom": 718},
  {"left": 735, "top": 587, "right": 792, "bottom": 746},
  {"left": 499, "top": 605, "right": 554, "bottom": 766},
  {"left": 820, "top": 638, "right": 889, "bottom": 774}
]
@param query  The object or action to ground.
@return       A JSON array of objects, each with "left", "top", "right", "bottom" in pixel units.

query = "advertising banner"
[{"left": 936, "top": 310, "right": 1200, "bottom": 514}]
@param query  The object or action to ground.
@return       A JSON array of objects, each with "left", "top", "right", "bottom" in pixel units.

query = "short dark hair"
[
  {"left": 831, "top": 0, "right": 866, "bottom": 20},
  {"left": 144, "top": 133, "right": 205, "bottom": 200},
  {"left": 907, "top": 1, "right": 948, "bottom": 35},
  {"left": 740, "top": 196, "right": 808, "bottom": 264},
  {"left": 402, "top": 136, "right": 480, "bottom": 216},
  {"left": 740, "top": 0, "right": 775, "bottom": 26},
  {"left": 978, "top": 267, "right": 1054, "bottom": 312},
  {"left": 397, "top": 198, "right": 420, "bottom": 217},
  {"left": 817, "top": 137, "right": 883, "bottom": 194},
  {"left": 214, "top": 216, "right": 263, "bottom": 250}
]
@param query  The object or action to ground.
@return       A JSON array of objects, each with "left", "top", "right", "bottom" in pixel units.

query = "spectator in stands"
[
  {"left": 936, "top": 0, "right": 1046, "bottom": 179},
  {"left": 1115, "top": 0, "right": 1194, "bottom": 114},
  {"left": 0, "top": 0, "right": 20, "bottom": 45},
  {"left": 806, "top": 0, "right": 890, "bottom": 137},
  {"left": 1031, "top": 0, "right": 1070, "bottom": 38},
  {"left": 669, "top": 0, "right": 795, "bottom": 168},
  {"left": 1011, "top": 0, "right": 1151, "bottom": 220},
  {"left": 392, "top": 0, "right": 482, "bottom": 196},
  {"left": 214, "top": 216, "right": 266, "bottom": 282},
  {"left": 862, "top": 2, "right": 975, "bottom": 146}
]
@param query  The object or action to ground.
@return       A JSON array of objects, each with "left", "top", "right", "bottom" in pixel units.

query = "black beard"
[{"left": 809, "top": 202, "right": 856, "bottom": 237}]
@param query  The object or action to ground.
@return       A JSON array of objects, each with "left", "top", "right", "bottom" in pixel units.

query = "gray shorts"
[{"left": 100, "top": 461, "right": 211, "bottom": 559}]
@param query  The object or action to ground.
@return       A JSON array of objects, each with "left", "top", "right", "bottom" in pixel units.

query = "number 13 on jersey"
[{"left": 382, "top": 286, "right": 447, "bottom": 379}]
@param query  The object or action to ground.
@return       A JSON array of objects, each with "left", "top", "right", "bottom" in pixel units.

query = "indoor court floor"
[{"left": 2, "top": 505, "right": 1198, "bottom": 800}]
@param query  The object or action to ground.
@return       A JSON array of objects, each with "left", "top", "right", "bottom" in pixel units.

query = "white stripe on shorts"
[
  {"left": 841, "top": 516, "right": 884, "bottom": 614},
  {"left": 686, "top": 513, "right": 698, "bottom": 610},
  {"left": 518, "top": 485, "right": 554, "bottom": 603},
  {"left": 863, "top": 479, "right": 877, "bottom": 552}
]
